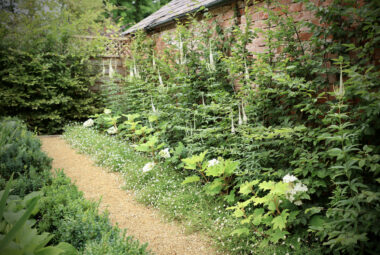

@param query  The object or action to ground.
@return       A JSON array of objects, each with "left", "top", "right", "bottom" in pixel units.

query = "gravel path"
[{"left": 40, "top": 136, "right": 217, "bottom": 255}]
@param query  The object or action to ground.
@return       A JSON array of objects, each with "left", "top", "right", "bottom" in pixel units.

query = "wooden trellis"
[
  {"left": 103, "top": 37, "right": 131, "bottom": 57},
  {"left": 74, "top": 35, "right": 131, "bottom": 57},
  {"left": 74, "top": 35, "right": 131, "bottom": 90}
]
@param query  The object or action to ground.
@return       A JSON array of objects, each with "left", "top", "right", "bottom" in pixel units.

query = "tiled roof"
[{"left": 121, "top": 0, "right": 228, "bottom": 35}]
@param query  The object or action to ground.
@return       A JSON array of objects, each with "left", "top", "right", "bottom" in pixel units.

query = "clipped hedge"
[
  {"left": 0, "top": 49, "right": 103, "bottom": 134},
  {"left": 0, "top": 118, "right": 52, "bottom": 195},
  {"left": 0, "top": 118, "right": 150, "bottom": 255},
  {"left": 37, "top": 171, "right": 149, "bottom": 254}
]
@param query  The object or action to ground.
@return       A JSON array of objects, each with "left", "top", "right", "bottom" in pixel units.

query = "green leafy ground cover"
[
  {"left": 64, "top": 125, "right": 323, "bottom": 254},
  {"left": 0, "top": 118, "right": 150, "bottom": 255}
]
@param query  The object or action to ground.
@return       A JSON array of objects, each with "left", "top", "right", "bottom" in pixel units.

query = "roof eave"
[{"left": 121, "top": 0, "right": 231, "bottom": 36}]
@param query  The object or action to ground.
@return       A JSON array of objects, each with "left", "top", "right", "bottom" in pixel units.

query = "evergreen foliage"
[
  {"left": 0, "top": 0, "right": 108, "bottom": 134},
  {"left": 0, "top": 118, "right": 52, "bottom": 195},
  {"left": 0, "top": 118, "right": 150, "bottom": 254},
  {"left": 105, "top": 0, "right": 171, "bottom": 29}
]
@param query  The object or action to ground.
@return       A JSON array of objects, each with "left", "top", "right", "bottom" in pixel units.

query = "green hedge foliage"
[
  {"left": 37, "top": 170, "right": 149, "bottom": 254},
  {"left": 0, "top": 118, "right": 150, "bottom": 254},
  {"left": 0, "top": 118, "right": 52, "bottom": 195},
  {"left": 0, "top": 178, "right": 78, "bottom": 255},
  {"left": 0, "top": 49, "right": 103, "bottom": 134}
]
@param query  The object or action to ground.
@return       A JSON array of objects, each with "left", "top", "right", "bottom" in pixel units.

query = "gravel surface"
[{"left": 40, "top": 136, "right": 217, "bottom": 255}]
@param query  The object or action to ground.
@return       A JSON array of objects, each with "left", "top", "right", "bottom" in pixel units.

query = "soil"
[{"left": 40, "top": 136, "right": 218, "bottom": 255}]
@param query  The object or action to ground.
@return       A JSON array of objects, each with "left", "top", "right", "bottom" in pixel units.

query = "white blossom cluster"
[
  {"left": 282, "top": 174, "right": 298, "bottom": 183},
  {"left": 208, "top": 158, "right": 220, "bottom": 167},
  {"left": 107, "top": 126, "right": 118, "bottom": 135},
  {"left": 104, "top": 108, "right": 111, "bottom": 114},
  {"left": 142, "top": 162, "right": 155, "bottom": 172},
  {"left": 83, "top": 119, "right": 94, "bottom": 128},
  {"left": 283, "top": 174, "right": 308, "bottom": 205},
  {"left": 159, "top": 148, "right": 170, "bottom": 158}
]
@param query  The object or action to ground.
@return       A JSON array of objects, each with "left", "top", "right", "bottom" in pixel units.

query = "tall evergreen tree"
[{"left": 104, "top": 0, "right": 170, "bottom": 29}]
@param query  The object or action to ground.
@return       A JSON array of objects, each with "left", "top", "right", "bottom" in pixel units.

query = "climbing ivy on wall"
[{"left": 95, "top": 0, "right": 379, "bottom": 254}]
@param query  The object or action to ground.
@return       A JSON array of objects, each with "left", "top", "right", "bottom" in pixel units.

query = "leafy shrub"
[
  {"left": 0, "top": 118, "right": 52, "bottom": 195},
  {"left": 0, "top": 177, "right": 78, "bottom": 255},
  {"left": 0, "top": 118, "right": 149, "bottom": 254},
  {"left": 37, "top": 170, "right": 150, "bottom": 254},
  {"left": 0, "top": 50, "right": 103, "bottom": 134}
]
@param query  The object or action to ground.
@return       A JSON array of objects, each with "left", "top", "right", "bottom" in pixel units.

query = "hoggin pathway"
[{"left": 40, "top": 136, "right": 218, "bottom": 255}]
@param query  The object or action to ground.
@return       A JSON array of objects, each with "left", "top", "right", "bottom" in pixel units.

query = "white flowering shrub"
[
  {"left": 208, "top": 158, "right": 219, "bottom": 167},
  {"left": 107, "top": 126, "right": 118, "bottom": 135},
  {"left": 228, "top": 177, "right": 309, "bottom": 244},
  {"left": 158, "top": 148, "right": 170, "bottom": 159},
  {"left": 181, "top": 151, "right": 239, "bottom": 197},
  {"left": 142, "top": 162, "right": 155, "bottom": 172},
  {"left": 83, "top": 118, "right": 94, "bottom": 128}
]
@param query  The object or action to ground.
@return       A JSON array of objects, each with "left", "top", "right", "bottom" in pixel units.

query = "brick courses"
[{"left": 134, "top": 0, "right": 318, "bottom": 55}]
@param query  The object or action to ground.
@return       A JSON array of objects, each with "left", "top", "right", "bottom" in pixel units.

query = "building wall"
[{"left": 146, "top": 0, "right": 329, "bottom": 54}]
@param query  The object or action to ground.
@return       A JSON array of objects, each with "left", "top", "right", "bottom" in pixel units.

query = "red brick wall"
[{"left": 145, "top": 0, "right": 327, "bottom": 55}]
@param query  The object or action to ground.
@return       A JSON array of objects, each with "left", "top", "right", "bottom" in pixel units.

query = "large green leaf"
[
  {"left": 239, "top": 180, "right": 259, "bottom": 195},
  {"left": 0, "top": 174, "right": 13, "bottom": 220},
  {"left": 181, "top": 175, "right": 200, "bottom": 185},
  {"left": 204, "top": 179, "right": 223, "bottom": 196},
  {"left": 0, "top": 197, "right": 38, "bottom": 251},
  {"left": 231, "top": 227, "right": 250, "bottom": 237},
  {"left": 308, "top": 215, "right": 325, "bottom": 231},
  {"left": 271, "top": 210, "right": 289, "bottom": 230}
]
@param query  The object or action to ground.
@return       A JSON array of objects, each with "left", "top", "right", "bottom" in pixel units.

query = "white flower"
[
  {"left": 209, "top": 40, "right": 215, "bottom": 71},
  {"left": 83, "top": 119, "right": 94, "bottom": 128},
  {"left": 242, "top": 99, "right": 248, "bottom": 124},
  {"left": 158, "top": 68, "right": 164, "bottom": 86},
  {"left": 208, "top": 159, "right": 220, "bottom": 167},
  {"left": 334, "top": 65, "right": 345, "bottom": 98},
  {"left": 293, "top": 182, "right": 308, "bottom": 192},
  {"left": 238, "top": 106, "right": 243, "bottom": 126},
  {"left": 283, "top": 174, "right": 298, "bottom": 183},
  {"left": 104, "top": 108, "right": 111, "bottom": 114},
  {"left": 142, "top": 162, "right": 155, "bottom": 172},
  {"left": 298, "top": 237, "right": 301, "bottom": 243},
  {"left": 109, "top": 59, "right": 114, "bottom": 78},
  {"left": 231, "top": 113, "right": 235, "bottom": 134},
  {"left": 285, "top": 179, "right": 308, "bottom": 204},
  {"left": 244, "top": 60, "right": 250, "bottom": 80},
  {"left": 129, "top": 65, "right": 134, "bottom": 81},
  {"left": 159, "top": 148, "right": 170, "bottom": 158},
  {"left": 151, "top": 96, "right": 156, "bottom": 113},
  {"left": 152, "top": 54, "right": 156, "bottom": 70},
  {"left": 107, "top": 126, "right": 118, "bottom": 135}
]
